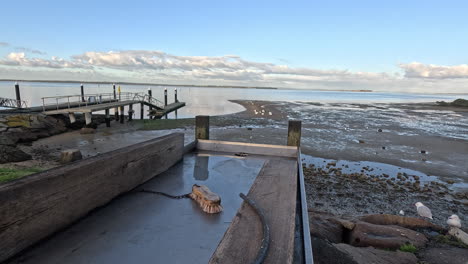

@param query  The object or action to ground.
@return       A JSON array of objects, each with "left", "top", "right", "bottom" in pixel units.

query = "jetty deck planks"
[{"left": 209, "top": 157, "right": 298, "bottom": 264}]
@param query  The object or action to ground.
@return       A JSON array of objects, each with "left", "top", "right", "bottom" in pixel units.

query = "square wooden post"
[
  {"left": 287, "top": 120, "right": 301, "bottom": 147},
  {"left": 196, "top": 115, "right": 209, "bottom": 140}
]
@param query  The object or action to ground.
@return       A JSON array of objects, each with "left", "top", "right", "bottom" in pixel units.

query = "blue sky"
[{"left": 1, "top": 0, "right": 468, "bottom": 92}]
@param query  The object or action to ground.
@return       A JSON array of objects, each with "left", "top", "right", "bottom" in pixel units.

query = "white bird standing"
[
  {"left": 399, "top": 210, "right": 405, "bottom": 216},
  {"left": 415, "top": 202, "right": 433, "bottom": 220},
  {"left": 447, "top": 214, "right": 462, "bottom": 228}
]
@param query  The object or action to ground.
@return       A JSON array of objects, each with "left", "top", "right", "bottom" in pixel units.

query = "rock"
[
  {"left": 311, "top": 237, "right": 418, "bottom": 264},
  {"left": 0, "top": 136, "right": 15, "bottom": 146},
  {"left": 448, "top": 227, "right": 468, "bottom": 246},
  {"left": 358, "top": 140, "right": 365, "bottom": 144},
  {"left": 330, "top": 218, "right": 356, "bottom": 230},
  {"left": 309, "top": 211, "right": 345, "bottom": 243},
  {"left": 60, "top": 149, "right": 83, "bottom": 163},
  {"left": 421, "top": 150, "right": 426, "bottom": 154},
  {"left": 419, "top": 247, "right": 468, "bottom": 264},
  {"left": 378, "top": 129, "right": 383, "bottom": 132},
  {"left": 359, "top": 214, "right": 443, "bottom": 231},
  {"left": 0, "top": 145, "right": 32, "bottom": 163},
  {"left": 349, "top": 221, "right": 428, "bottom": 249},
  {"left": 80, "top": 128, "right": 96, "bottom": 134}
]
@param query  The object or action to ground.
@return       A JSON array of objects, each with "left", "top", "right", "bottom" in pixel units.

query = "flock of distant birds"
[{"left": 398, "top": 202, "right": 462, "bottom": 228}]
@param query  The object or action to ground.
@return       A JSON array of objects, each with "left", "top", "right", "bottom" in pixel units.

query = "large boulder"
[
  {"left": 311, "top": 237, "right": 418, "bottom": 264},
  {"left": 349, "top": 221, "right": 428, "bottom": 249},
  {"left": 309, "top": 211, "right": 346, "bottom": 243},
  {"left": 419, "top": 247, "right": 468, "bottom": 264},
  {"left": 360, "top": 214, "right": 444, "bottom": 231},
  {"left": 0, "top": 145, "right": 32, "bottom": 163},
  {"left": 333, "top": 243, "right": 418, "bottom": 264},
  {"left": 60, "top": 149, "right": 82, "bottom": 163}
]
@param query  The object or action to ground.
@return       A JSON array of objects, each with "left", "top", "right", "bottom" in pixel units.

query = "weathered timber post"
[
  {"left": 128, "top": 104, "right": 134, "bottom": 121},
  {"left": 105, "top": 109, "right": 111, "bottom": 127},
  {"left": 81, "top": 83, "right": 85, "bottom": 102},
  {"left": 174, "top": 88, "right": 178, "bottom": 102},
  {"left": 140, "top": 103, "right": 144, "bottom": 119},
  {"left": 14, "top": 82, "right": 21, "bottom": 108},
  {"left": 164, "top": 88, "right": 168, "bottom": 106},
  {"left": 69, "top": 113, "right": 76, "bottom": 124},
  {"left": 113, "top": 84, "right": 119, "bottom": 121},
  {"left": 195, "top": 115, "right": 209, "bottom": 140},
  {"left": 115, "top": 108, "right": 120, "bottom": 122},
  {"left": 84, "top": 112, "right": 92, "bottom": 125},
  {"left": 148, "top": 88, "right": 153, "bottom": 112},
  {"left": 287, "top": 120, "right": 302, "bottom": 147},
  {"left": 120, "top": 106, "right": 124, "bottom": 124}
]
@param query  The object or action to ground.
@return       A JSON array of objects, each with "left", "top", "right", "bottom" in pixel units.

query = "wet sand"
[{"left": 3, "top": 100, "right": 468, "bottom": 226}]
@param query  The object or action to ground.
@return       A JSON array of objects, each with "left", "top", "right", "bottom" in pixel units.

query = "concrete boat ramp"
[{"left": 0, "top": 118, "right": 312, "bottom": 264}]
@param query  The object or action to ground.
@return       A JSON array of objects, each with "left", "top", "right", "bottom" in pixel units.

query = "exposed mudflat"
[{"left": 4, "top": 100, "right": 468, "bottom": 228}]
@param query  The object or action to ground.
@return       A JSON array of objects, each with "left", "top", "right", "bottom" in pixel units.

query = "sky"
[{"left": 1, "top": 0, "right": 468, "bottom": 93}]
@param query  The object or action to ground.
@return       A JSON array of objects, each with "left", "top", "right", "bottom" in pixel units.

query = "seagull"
[
  {"left": 399, "top": 210, "right": 405, "bottom": 216},
  {"left": 415, "top": 202, "right": 433, "bottom": 220},
  {"left": 447, "top": 215, "right": 461, "bottom": 228}
]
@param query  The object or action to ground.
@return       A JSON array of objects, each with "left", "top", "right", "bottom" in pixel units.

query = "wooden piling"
[
  {"left": 14, "top": 82, "right": 21, "bottom": 108},
  {"left": 174, "top": 88, "right": 178, "bottom": 102},
  {"left": 140, "top": 103, "right": 144, "bottom": 119},
  {"left": 164, "top": 88, "right": 168, "bottom": 106},
  {"left": 84, "top": 112, "right": 92, "bottom": 125},
  {"left": 195, "top": 115, "right": 209, "bottom": 140},
  {"left": 115, "top": 108, "right": 120, "bottom": 122},
  {"left": 105, "top": 109, "right": 111, "bottom": 127},
  {"left": 128, "top": 104, "right": 134, "bottom": 121},
  {"left": 287, "top": 120, "right": 302, "bottom": 147},
  {"left": 113, "top": 84, "right": 119, "bottom": 121},
  {"left": 69, "top": 113, "right": 76, "bottom": 124},
  {"left": 80, "top": 83, "right": 85, "bottom": 102},
  {"left": 148, "top": 88, "right": 153, "bottom": 112},
  {"left": 120, "top": 106, "right": 124, "bottom": 124}
]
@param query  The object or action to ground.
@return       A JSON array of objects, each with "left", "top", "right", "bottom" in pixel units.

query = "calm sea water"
[{"left": 1, "top": 81, "right": 467, "bottom": 118}]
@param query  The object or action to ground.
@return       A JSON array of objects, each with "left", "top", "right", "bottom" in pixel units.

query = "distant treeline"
[{"left": 436, "top": 98, "right": 468, "bottom": 107}]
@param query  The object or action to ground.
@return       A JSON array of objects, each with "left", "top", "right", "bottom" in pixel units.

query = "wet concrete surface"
[{"left": 9, "top": 152, "right": 268, "bottom": 264}]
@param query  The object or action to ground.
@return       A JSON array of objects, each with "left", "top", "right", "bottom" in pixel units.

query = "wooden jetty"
[
  {"left": 40, "top": 91, "right": 185, "bottom": 125},
  {"left": 0, "top": 83, "right": 186, "bottom": 125},
  {"left": 0, "top": 117, "right": 312, "bottom": 264}
]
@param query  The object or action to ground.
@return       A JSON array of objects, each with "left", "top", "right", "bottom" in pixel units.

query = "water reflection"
[
  {"left": 1, "top": 81, "right": 467, "bottom": 119},
  {"left": 194, "top": 155, "right": 209, "bottom": 181}
]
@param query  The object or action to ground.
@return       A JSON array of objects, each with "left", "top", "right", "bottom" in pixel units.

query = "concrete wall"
[{"left": 0, "top": 133, "right": 184, "bottom": 262}]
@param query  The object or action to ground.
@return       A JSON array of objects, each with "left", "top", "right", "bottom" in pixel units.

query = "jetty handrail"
[
  {"left": 40, "top": 92, "right": 167, "bottom": 112},
  {"left": 132, "top": 94, "right": 164, "bottom": 109},
  {"left": 0, "top": 97, "right": 28, "bottom": 109}
]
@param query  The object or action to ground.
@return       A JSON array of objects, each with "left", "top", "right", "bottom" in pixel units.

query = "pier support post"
[
  {"left": 105, "top": 109, "right": 111, "bottom": 127},
  {"left": 15, "top": 82, "right": 21, "bottom": 108},
  {"left": 115, "top": 108, "right": 119, "bottom": 122},
  {"left": 140, "top": 103, "right": 144, "bottom": 119},
  {"left": 113, "top": 83, "right": 119, "bottom": 121},
  {"left": 174, "top": 88, "right": 178, "bottom": 102},
  {"left": 287, "top": 120, "right": 302, "bottom": 147},
  {"left": 85, "top": 112, "right": 92, "bottom": 125},
  {"left": 195, "top": 115, "right": 209, "bottom": 140},
  {"left": 81, "top": 83, "right": 85, "bottom": 102},
  {"left": 69, "top": 113, "right": 76, "bottom": 124},
  {"left": 164, "top": 88, "right": 168, "bottom": 106},
  {"left": 148, "top": 88, "right": 153, "bottom": 111},
  {"left": 128, "top": 104, "right": 134, "bottom": 121},
  {"left": 120, "top": 106, "right": 124, "bottom": 124}
]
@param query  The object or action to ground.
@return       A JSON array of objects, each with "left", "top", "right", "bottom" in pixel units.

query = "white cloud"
[
  {"left": 400, "top": 62, "right": 468, "bottom": 79},
  {"left": 0, "top": 52, "right": 90, "bottom": 69},
  {"left": 0, "top": 49, "right": 468, "bottom": 93}
]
